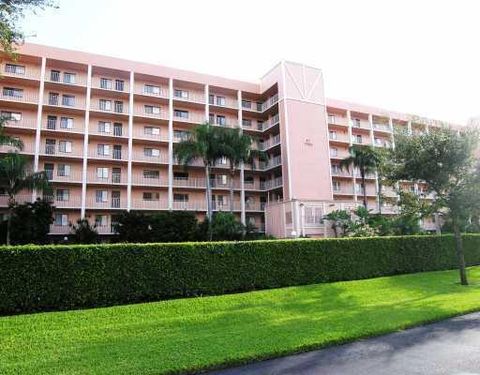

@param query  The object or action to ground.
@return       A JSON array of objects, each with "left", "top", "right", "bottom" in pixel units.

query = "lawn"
[{"left": 2, "top": 267, "right": 480, "bottom": 374}]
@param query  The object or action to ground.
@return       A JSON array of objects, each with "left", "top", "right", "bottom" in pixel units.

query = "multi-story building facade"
[{"left": 0, "top": 43, "right": 462, "bottom": 238}]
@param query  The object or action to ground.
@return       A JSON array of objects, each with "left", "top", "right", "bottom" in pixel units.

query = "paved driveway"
[{"left": 209, "top": 312, "right": 480, "bottom": 375}]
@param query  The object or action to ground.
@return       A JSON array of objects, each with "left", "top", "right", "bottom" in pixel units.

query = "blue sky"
[{"left": 21, "top": 0, "right": 480, "bottom": 124}]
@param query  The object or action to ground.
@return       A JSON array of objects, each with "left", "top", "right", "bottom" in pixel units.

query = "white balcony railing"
[{"left": 0, "top": 91, "right": 38, "bottom": 104}]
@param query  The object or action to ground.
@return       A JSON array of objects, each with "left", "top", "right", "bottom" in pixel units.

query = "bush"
[
  {"left": 114, "top": 211, "right": 199, "bottom": 242},
  {"left": 1, "top": 235, "right": 480, "bottom": 315},
  {"left": 0, "top": 198, "right": 54, "bottom": 245},
  {"left": 69, "top": 219, "right": 99, "bottom": 244}
]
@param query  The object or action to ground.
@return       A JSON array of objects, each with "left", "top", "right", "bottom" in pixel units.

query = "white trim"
[
  {"left": 127, "top": 71, "right": 134, "bottom": 211},
  {"left": 80, "top": 64, "right": 92, "bottom": 218},
  {"left": 204, "top": 84, "right": 209, "bottom": 121},
  {"left": 280, "top": 61, "right": 293, "bottom": 200},
  {"left": 168, "top": 78, "right": 174, "bottom": 210}
]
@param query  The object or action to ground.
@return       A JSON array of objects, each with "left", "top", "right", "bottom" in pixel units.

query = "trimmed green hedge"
[{"left": 1, "top": 235, "right": 480, "bottom": 315}]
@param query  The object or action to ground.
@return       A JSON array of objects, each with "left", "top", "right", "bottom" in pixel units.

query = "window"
[
  {"left": 354, "top": 118, "right": 361, "bottom": 127},
  {"left": 97, "top": 167, "right": 109, "bottom": 179},
  {"left": 95, "top": 215, "right": 108, "bottom": 227},
  {"left": 60, "top": 117, "right": 73, "bottom": 129},
  {"left": 98, "top": 121, "right": 111, "bottom": 133},
  {"left": 57, "top": 164, "right": 71, "bottom": 177},
  {"left": 354, "top": 134, "right": 363, "bottom": 144},
  {"left": 100, "top": 78, "right": 112, "bottom": 90},
  {"left": 173, "top": 193, "right": 189, "bottom": 202},
  {"left": 331, "top": 165, "right": 340, "bottom": 174},
  {"left": 330, "top": 147, "right": 338, "bottom": 157},
  {"left": 56, "top": 189, "right": 70, "bottom": 201},
  {"left": 216, "top": 115, "right": 226, "bottom": 126},
  {"left": 54, "top": 213, "right": 68, "bottom": 226},
  {"left": 145, "top": 105, "right": 160, "bottom": 115},
  {"left": 355, "top": 183, "right": 365, "bottom": 194},
  {"left": 333, "top": 181, "right": 341, "bottom": 192},
  {"left": 112, "top": 168, "right": 121, "bottom": 183},
  {"left": 144, "top": 126, "right": 160, "bottom": 136},
  {"left": 217, "top": 156, "right": 227, "bottom": 165},
  {"left": 58, "top": 141, "right": 72, "bottom": 153},
  {"left": 45, "top": 139, "right": 56, "bottom": 154},
  {"left": 143, "top": 192, "right": 159, "bottom": 201},
  {"left": 216, "top": 96, "right": 226, "bottom": 106},
  {"left": 3, "top": 87, "right": 23, "bottom": 98},
  {"left": 174, "top": 89, "right": 189, "bottom": 99},
  {"left": 208, "top": 113, "right": 214, "bottom": 124},
  {"left": 329, "top": 131, "right": 337, "bottom": 140},
  {"left": 62, "top": 95, "right": 75, "bottom": 107},
  {"left": 44, "top": 163, "right": 54, "bottom": 179},
  {"left": 97, "top": 144, "right": 110, "bottom": 156},
  {"left": 328, "top": 114, "right": 336, "bottom": 124},
  {"left": 242, "top": 99, "right": 252, "bottom": 109},
  {"left": 5, "top": 64, "right": 25, "bottom": 75},
  {"left": 174, "top": 109, "right": 188, "bottom": 118},
  {"left": 99, "top": 99, "right": 112, "bottom": 111},
  {"left": 48, "top": 92, "right": 59, "bottom": 105},
  {"left": 242, "top": 119, "right": 252, "bottom": 127},
  {"left": 1, "top": 111, "right": 22, "bottom": 121},
  {"left": 115, "top": 80, "right": 124, "bottom": 91},
  {"left": 63, "top": 72, "right": 76, "bottom": 84},
  {"left": 144, "top": 147, "right": 160, "bottom": 157},
  {"left": 113, "top": 145, "right": 122, "bottom": 159},
  {"left": 244, "top": 175, "right": 254, "bottom": 184},
  {"left": 96, "top": 190, "right": 108, "bottom": 203},
  {"left": 114, "top": 101, "right": 123, "bottom": 113},
  {"left": 144, "top": 84, "right": 161, "bottom": 95},
  {"left": 143, "top": 170, "right": 160, "bottom": 179},
  {"left": 113, "top": 123, "right": 123, "bottom": 136},
  {"left": 50, "top": 70, "right": 60, "bottom": 82},
  {"left": 217, "top": 174, "right": 228, "bottom": 185},
  {"left": 174, "top": 172, "right": 188, "bottom": 180}
]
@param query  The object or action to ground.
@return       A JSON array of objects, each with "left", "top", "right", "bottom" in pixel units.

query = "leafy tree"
[
  {"left": 218, "top": 127, "right": 266, "bottom": 212},
  {"left": 340, "top": 145, "right": 381, "bottom": 208},
  {"left": 0, "top": 116, "right": 24, "bottom": 150},
  {"left": 69, "top": 218, "right": 99, "bottom": 244},
  {"left": 324, "top": 209, "right": 352, "bottom": 237},
  {"left": 209, "top": 212, "right": 245, "bottom": 241},
  {"left": 0, "top": 0, "right": 57, "bottom": 55},
  {"left": 0, "top": 152, "right": 50, "bottom": 245},
  {"left": 174, "top": 123, "right": 224, "bottom": 228},
  {"left": 390, "top": 127, "right": 480, "bottom": 285},
  {"left": 0, "top": 197, "right": 53, "bottom": 244},
  {"left": 113, "top": 211, "right": 154, "bottom": 242}
]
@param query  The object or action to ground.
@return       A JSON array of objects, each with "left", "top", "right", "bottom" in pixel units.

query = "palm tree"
[
  {"left": 0, "top": 153, "right": 50, "bottom": 245},
  {"left": 174, "top": 123, "right": 224, "bottom": 221},
  {"left": 340, "top": 145, "right": 381, "bottom": 209},
  {"left": 0, "top": 116, "right": 24, "bottom": 150},
  {"left": 218, "top": 128, "right": 264, "bottom": 212}
]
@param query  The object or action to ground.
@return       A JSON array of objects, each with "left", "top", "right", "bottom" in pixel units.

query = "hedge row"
[{"left": 1, "top": 235, "right": 480, "bottom": 315}]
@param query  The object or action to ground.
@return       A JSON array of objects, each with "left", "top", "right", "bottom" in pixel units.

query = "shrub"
[
  {"left": 0, "top": 235, "right": 480, "bottom": 315},
  {"left": 69, "top": 219, "right": 99, "bottom": 244}
]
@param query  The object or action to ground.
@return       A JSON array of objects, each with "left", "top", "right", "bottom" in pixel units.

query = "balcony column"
[
  {"left": 348, "top": 111, "right": 357, "bottom": 202},
  {"left": 204, "top": 85, "right": 209, "bottom": 122},
  {"left": 368, "top": 113, "right": 375, "bottom": 146},
  {"left": 33, "top": 56, "right": 46, "bottom": 174},
  {"left": 80, "top": 64, "right": 92, "bottom": 218},
  {"left": 127, "top": 71, "right": 134, "bottom": 211},
  {"left": 168, "top": 78, "right": 174, "bottom": 210},
  {"left": 238, "top": 90, "right": 246, "bottom": 225}
]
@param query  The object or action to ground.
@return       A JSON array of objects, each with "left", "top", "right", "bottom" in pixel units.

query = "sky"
[{"left": 20, "top": 0, "right": 479, "bottom": 124}]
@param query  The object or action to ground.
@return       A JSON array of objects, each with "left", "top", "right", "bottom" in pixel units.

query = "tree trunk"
[
  {"left": 361, "top": 172, "right": 367, "bottom": 208},
  {"left": 453, "top": 217, "right": 468, "bottom": 285},
  {"left": 229, "top": 167, "right": 235, "bottom": 213},
  {"left": 332, "top": 223, "right": 338, "bottom": 238},
  {"left": 205, "top": 165, "right": 213, "bottom": 241}
]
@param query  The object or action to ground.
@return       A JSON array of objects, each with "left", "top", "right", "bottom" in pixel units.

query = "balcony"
[
  {"left": 43, "top": 119, "right": 83, "bottom": 133},
  {"left": 173, "top": 90, "right": 205, "bottom": 104},
  {"left": 90, "top": 101, "right": 127, "bottom": 115},
  {"left": 261, "top": 114, "right": 280, "bottom": 131},
  {"left": 260, "top": 177, "right": 283, "bottom": 190},
  {"left": 174, "top": 111, "right": 205, "bottom": 124},
  {"left": 0, "top": 194, "right": 33, "bottom": 207},
  {"left": 173, "top": 177, "right": 206, "bottom": 188},
  {"left": 172, "top": 200, "right": 207, "bottom": 211},
  {"left": 133, "top": 105, "right": 167, "bottom": 120},
  {"left": 3, "top": 118, "right": 36, "bottom": 130},
  {"left": 261, "top": 94, "right": 279, "bottom": 112},
  {"left": 43, "top": 144, "right": 83, "bottom": 158},
  {"left": 0, "top": 141, "right": 35, "bottom": 155},
  {"left": 85, "top": 197, "right": 126, "bottom": 209},
  {"left": 45, "top": 71, "right": 87, "bottom": 86},
  {"left": 44, "top": 96, "right": 85, "bottom": 110},
  {"left": 373, "top": 123, "right": 391, "bottom": 132},
  {"left": 88, "top": 149, "right": 127, "bottom": 161},
  {"left": 131, "top": 199, "right": 168, "bottom": 210},
  {"left": 132, "top": 150, "right": 168, "bottom": 163},
  {"left": 133, "top": 127, "right": 168, "bottom": 141},
  {"left": 131, "top": 175, "right": 165, "bottom": 186},
  {"left": 50, "top": 195, "right": 82, "bottom": 209},
  {"left": 49, "top": 224, "right": 71, "bottom": 235},
  {"left": 259, "top": 155, "right": 282, "bottom": 170},
  {"left": 351, "top": 119, "right": 371, "bottom": 130},
  {"left": 331, "top": 169, "right": 352, "bottom": 177},
  {"left": 46, "top": 169, "right": 83, "bottom": 184},
  {"left": 259, "top": 134, "right": 281, "bottom": 151},
  {"left": 135, "top": 85, "right": 169, "bottom": 98},
  {"left": 209, "top": 96, "right": 238, "bottom": 109},
  {"left": 92, "top": 77, "right": 129, "bottom": 92},
  {"left": 327, "top": 115, "right": 348, "bottom": 126},
  {"left": 2, "top": 64, "right": 41, "bottom": 80},
  {"left": 88, "top": 172, "right": 127, "bottom": 185},
  {"left": 329, "top": 133, "right": 350, "bottom": 143},
  {"left": 333, "top": 186, "right": 355, "bottom": 195},
  {"left": 0, "top": 90, "right": 38, "bottom": 105}
]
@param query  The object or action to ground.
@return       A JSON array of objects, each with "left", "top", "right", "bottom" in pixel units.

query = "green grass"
[{"left": 2, "top": 267, "right": 480, "bottom": 374}]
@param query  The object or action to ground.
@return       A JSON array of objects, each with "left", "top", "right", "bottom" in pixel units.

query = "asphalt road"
[{"left": 209, "top": 312, "right": 480, "bottom": 375}]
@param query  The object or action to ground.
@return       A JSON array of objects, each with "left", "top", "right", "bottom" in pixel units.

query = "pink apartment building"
[{"left": 0, "top": 43, "right": 452, "bottom": 238}]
